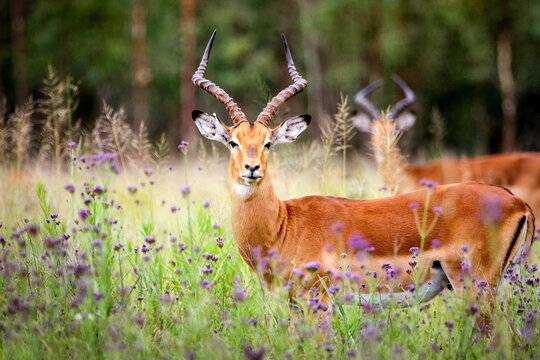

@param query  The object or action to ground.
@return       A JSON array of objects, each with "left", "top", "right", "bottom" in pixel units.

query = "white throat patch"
[{"left": 233, "top": 183, "right": 256, "bottom": 197}]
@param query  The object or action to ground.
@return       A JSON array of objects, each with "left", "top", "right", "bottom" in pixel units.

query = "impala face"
[
  {"left": 191, "top": 30, "right": 309, "bottom": 194},
  {"left": 192, "top": 110, "right": 311, "bottom": 188}
]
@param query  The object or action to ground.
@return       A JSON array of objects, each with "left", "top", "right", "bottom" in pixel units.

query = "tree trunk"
[
  {"left": 10, "top": 0, "right": 28, "bottom": 106},
  {"left": 131, "top": 0, "right": 151, "bottom": 127},
  {"left": 496, "top": 30, "right": 517, "bottom": 152},
  {"left": 297, "top": 0, "right": 326, "bottom": 125},
  {"left": 179, "top": 0, "right": 197, "bottom": 142}
]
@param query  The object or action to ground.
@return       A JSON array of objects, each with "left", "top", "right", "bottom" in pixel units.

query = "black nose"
[{"left": 244, "top": 164, "right": 260, "bottom": 171}]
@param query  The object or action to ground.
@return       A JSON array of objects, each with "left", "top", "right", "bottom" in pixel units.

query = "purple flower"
[
  {"left": 292, "top": 268, "right": 304, "bottom": 278},
  {"left": 216, "top": 237, "right": 224, "bottom": 248},
  {"left": 419, "top": 178, "right": 438, "bottom": 189},
  {"left": 409, "top": 202, "right": 419, "bottom": 210},
  {"left": 243, "top": 345, "right": 265, "bottom": 360},
  {"left": 143, "top": 169, "right": 153, "bottom": 176},
  {"left": 203, "top": 200, "right": 211, "bottom": 208},
  {"left": 378, "top": 185, "right": 387, "bottom": 191},
  {"left": 64, "top": 184, "right": 76, "bottom": 193},
  {"left": 181, "top": 185, "right": 191, "bottom": 198},
  {"left": 78, "top": 209, "right": 90, "bottom": 221},
  {"left": 234, "top": 288, "right": 247, "bottom": 302},
  {"left": 91, "top": 239, "right": 102, "bottom": 247},
  {"left": 144, "top": 236, "right": 156, "bottom": 244},
  {"left": 304, "top": 262, "right": 321, "bottom": 272},
  {"left": 178, "top": 140, "right": 190, "bottom": 149},
  {"left": 92, "top": 185, "right": 104, "bottom": 195},
  {"left": 127, "top": 186, "right": 138, "bottom": 194},
  {"left": 113, "top": 243, "right": 124, "bottom": 251},
  {"left": 200, "top": 279, "right": 211, "bottom": 288},
  {"left": 348, "top": 233, "right": 370, "bottom": 251},
  {"left": 460, "top": 245, "right": 469, "bottom": 253},
  {"left": 51, "top": 213, "right": 59, "bottom": 219},
  {"left": 433, "top": 206, "right": 442, "bottom": 214}
]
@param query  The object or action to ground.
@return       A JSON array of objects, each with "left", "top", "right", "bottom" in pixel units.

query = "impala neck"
[{"left": 230, "top": 172, "right": 285, "bottom": 268}]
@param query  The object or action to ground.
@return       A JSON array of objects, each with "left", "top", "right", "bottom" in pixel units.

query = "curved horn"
[
  {"left": 354, "top": 79, "right": 383, "bottom": 120},
  {"left": 388, "top": 74, "right": 415, "bottom": 119},
  {"left": 256, "top": 34, "right": 307, "bottom": 127},
  {"left": 192, "top": 30, "right": 247, "bottom": 125}
]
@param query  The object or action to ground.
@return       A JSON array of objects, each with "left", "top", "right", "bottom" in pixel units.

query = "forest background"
[{"left": 1, "top": 0, "right": 540, "bottom": 156}]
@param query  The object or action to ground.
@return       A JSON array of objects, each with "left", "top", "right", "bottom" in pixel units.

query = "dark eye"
[
  {"left": 264, "top": 142, "right": 272, "bottom": 150},
  {"left": 228, "top": 141, "right": 238, "bottom": 149}
]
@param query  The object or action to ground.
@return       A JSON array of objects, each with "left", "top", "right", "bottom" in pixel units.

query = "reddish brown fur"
[
  {"left": 225, "top": 122, "right": 534, "bottom": 295},
  {"left": 369, "top": 115, "right": 540, "bottom": 221}
]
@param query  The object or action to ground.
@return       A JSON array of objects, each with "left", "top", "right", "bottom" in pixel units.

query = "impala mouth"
[{"left": 241, "top": 174, "right": 262, "bottom": 184}]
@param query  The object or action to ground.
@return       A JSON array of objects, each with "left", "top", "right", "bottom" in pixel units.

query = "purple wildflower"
[
  {"left": 348, "top": 233, "right": 370, "bottom": 251},
  {"left": 144, "top": 236, "right": 156, "bottom": 244},
  {"left": 216, "top": 237, "right": 224, "bottom": 248},
  {"left": 178, "top": 140, "right": 190, "bottom": 149},
  {"left": 234, "top": 288, "right": 247, "bottom": 302},
  {"left": 304, "top": 262, "right": 321, "bottom": 272},
  {"left": 203, "top": 200, "right": 211, "bottom": 208},
  {"left": 181, "top": 185, "right": 191, "bottom": 198},
  {"left": 64, "top": 184, "right": 76, "bottom": 193},
  {"left": 91, "top": 239, "right": 102, "bottom": 247},
  {"left": 292, "top": 268, "right": 304, "bottom": 278},
  {"left": 243, "top": 345, "right": 265, "bottom": 360},
  {"left": 78, "top": 209, "right": 90, "bottom": 221},
  {"left": 433, "top": 206, "right": 442, "bottom": 214}
]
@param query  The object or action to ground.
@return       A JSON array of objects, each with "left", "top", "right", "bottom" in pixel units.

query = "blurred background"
[{"left": 1, "top": 0, "right": 540, "bottom": 157}]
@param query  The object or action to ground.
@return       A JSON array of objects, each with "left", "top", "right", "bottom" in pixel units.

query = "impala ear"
[
  {"left": 395, "top": 112, "right": 416, "bottom": 131},
  {"left": 352, "top": 112, "right": 373, "bottom": 133},
  {"left": 192, "top": 110, "right": 230, "bottom": 145},
  {"left": 271, "top": 114, "right": 311, "bottom": 145}
]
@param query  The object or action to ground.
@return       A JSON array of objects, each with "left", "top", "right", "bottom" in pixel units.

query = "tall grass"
[{"left": 0, "top": 72, "right": 539, "bottom": 359}]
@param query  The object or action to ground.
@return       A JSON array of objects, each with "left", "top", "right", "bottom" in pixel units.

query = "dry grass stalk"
[{"left": 370, "top": 111, "right": 407, "bottom": 195}]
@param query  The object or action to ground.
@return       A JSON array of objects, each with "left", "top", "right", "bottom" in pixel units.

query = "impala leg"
[{"left": 360, "top": 261, "right": 450, "bottom": 307}]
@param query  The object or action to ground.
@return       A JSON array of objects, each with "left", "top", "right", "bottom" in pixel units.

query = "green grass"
[{"left": 0, "top": 146, "right": 538, "bottom": 360}]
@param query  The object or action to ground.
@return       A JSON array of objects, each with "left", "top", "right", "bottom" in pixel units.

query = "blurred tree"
[
  {"left": 179, "top": 0, "right": 197, "bottom": 141},
  {"left": 131, "top": 0, "right": 151, "bottom": 127},
  {"left": 0, "top": 0, "right": 539, "bottom": 152},
  {"left": 10, "top": 0, "right": 28, "bottom": 106}
]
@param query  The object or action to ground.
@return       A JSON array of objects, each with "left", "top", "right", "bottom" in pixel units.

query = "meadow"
[{"left": 0, "top": 75, "right": 539, "bottom": 359}]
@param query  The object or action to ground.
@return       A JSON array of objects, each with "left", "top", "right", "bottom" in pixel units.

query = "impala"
[
  {"left": 192, "top": 31, "right": 535, "bottom": 305},
  {"left": 354, "top": 76, "right": 540, "bottom": 221}
]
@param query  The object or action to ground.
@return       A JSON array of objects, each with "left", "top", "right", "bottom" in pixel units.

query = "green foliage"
[{"left": 0, "top": 153, "right": 539, "bottom": 359}]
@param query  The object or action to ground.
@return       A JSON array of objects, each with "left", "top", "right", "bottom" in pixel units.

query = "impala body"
[
  {"left": 192, "top": 32, "right": 535, "bottom": 303},
  {"left": 354, "top": 76, "right": 540, "bottom": 219}
]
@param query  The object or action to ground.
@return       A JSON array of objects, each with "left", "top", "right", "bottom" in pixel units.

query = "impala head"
[
  {"left": 353, "top": 74, "right": 416, "bottom": 134},
  {"left": 191, "top": 31, "right": 310, "bottom": 189}
]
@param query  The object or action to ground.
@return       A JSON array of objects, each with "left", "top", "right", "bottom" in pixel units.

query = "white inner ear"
[
  {"left": 272, "top": 116, "right": 309, "bottom": 145},
  {"left": 395, "top": 112, "right": 416, "bottom": 131},
  {"left": 194, "top": 112, "right": 229, "bottom": 145},
  {"left": 352, "top": 113, "right": 373, "bottom": 133}
]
